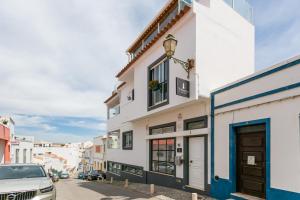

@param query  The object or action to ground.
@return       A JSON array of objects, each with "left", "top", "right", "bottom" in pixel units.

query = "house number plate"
[{"left": 247, "top": 156, "right": 255, "bottom": 165}]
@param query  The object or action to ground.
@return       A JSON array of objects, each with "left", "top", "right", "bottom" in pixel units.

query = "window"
[
  {"left": 30, "top": 149, "right": 32, "bottom": 163},
  {"left": 150, "top": 138, "right": 175, "bottom": 175},
  {"left": 23, "top": 149, "right": 27, "bottom": 163},
  {"left": 184, "top": 116, "right": 208, "bottom": 130},
  {"left": 149, "top": 122, "right": 176, "bottom": 135},
  {"left": 122, "top": 131, "right": 133, "bottom": 150},
  {"left": 148, "top": 56, "right": 169, "bottom": 110},
  {"left": 95, "top": 145, "right": 102, "bottom": 153},
  {"left": 107, "top": 162, "right": 121, "bottom": 175},
  {"left": 15, "top": 149, "right": 19, "bottom": 164},
  {"left": 122, "top": 165, "right": 143, "bottom": 176},
  {"left": 108, "top": 130, "right": 120, "bottom": 149}
]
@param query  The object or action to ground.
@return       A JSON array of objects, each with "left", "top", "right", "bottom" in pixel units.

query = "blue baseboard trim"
[
  {"left": 210, "top": 178, "right": 232, "bottom": 200},
  {"left": 269, "top": 188, "right": 300, "bottom": 200}
]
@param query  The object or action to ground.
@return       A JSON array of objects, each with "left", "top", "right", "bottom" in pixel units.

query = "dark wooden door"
[{"left": 236, "top": 125, "right": 266, "bottom": 198}]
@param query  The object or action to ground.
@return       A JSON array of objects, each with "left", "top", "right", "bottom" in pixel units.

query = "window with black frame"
[
  {"left": 108, "top": 162, "right": 121, "bottom": 175},
  {"left": 148, "top": 58, "right": 169, "bottom": 109},
  {"left": 150, "top": 138, "right": 175, "bottom": 175},
  {"left": 184, "top": 116, "right": 208, "bottom": 130},
  {"left": 122, "top": 131, "right": 133, "bottom": 150}
]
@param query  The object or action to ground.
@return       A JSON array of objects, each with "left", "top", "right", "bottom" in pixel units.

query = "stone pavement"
[{"left": 100, "top": 179, "right": 215, "bottom": 200}]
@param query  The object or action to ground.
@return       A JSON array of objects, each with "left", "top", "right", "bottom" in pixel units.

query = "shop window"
[
  {"left": 149, "top": 122, "right": 176, "bottom": 135},
  {"left": 148, "top": 56, "right": 169, "bottom": 110},
  {"left": 122, "top": 165, "right": 143, "bottom": 176},
  {"left": 107, "top": 161, "right": 121, "bottom": 175},
  {"left": 150, "top": 138, "right": 175, "bottom": 175},
  {"left": 122, "top": 131, "right": 133, "bottom": 150},
  {"left": 184, "top": 116, "right": 208, "bottom": 130}
]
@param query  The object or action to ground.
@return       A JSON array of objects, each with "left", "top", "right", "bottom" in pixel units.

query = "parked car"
[
  {"left": 82, "top": 172, "right": 89, "bottom": 180},
  {"left": 60, "top": 172, "right": 69, "bottom": 179},
  {"left": 52, "top": 173, "right": 59, "bottom": 182},
  {"left": 77, "top": 172, "right": 85, "bottom": 179},
  {"left": 87, "top": 170, "right": 100, "bottom": 181},
  {"left": 0, "top": 164, "right": 56, "bottom": 200},
  {"left": 98, "top": 171, "right": 106, "bottom": 180}
]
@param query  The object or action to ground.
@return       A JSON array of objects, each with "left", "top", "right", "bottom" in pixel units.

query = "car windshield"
[{"left": 0, "top": 165, "right": 46, "bottom": 180}]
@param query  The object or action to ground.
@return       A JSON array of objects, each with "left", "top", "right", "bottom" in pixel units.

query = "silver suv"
[{"left": 0, "top": 164, "right": 56, "bottom": 200}]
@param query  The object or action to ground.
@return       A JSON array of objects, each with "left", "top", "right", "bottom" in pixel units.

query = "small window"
[
  {"left": 108, "top": 161, "right": 121, "bottom": 175},
  {"left": 149, "top": 122, "right": 176, "bottom": 135},
  {"left": 122, "top": 165, "right": 143, "bottom": 176},
  {"left": 122, "top": 131, "right": 133, "bottom": 150},
  {"left": 184, "top": 116, "right": 208, "bottom": 130}
]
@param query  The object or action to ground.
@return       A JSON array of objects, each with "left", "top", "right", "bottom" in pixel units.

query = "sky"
[{"left": 0, "top": 0, "right": 299, "bottom": 143}]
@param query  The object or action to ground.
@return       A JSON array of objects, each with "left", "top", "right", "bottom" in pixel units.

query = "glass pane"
[
  {"left": 187, "top": 120, "right": 206, "bottom": 130},
  {"left": 167, "top": 151, "right": 175, "bottom": 162},
  {"left": 167, "top": 139, "right": 175, "bottom": 150},
  {"left": 158, "top": 151, "right": 167, "bottom": 161},
  {"left": 152, "top": 140, "right": 158, "bottom": 150},
  {"left": 163, "top": 126, "right": 175, "bottom": 133},
  {"left": 151, "top": 128, "right": 162, "bottom": 135},
  {"left": 166, "top": 163, "right": 175, "bottom": 175},
  {"left": 152, "top": 151, "right": 159, "bottom": 161},
  {"left": 152, "top": 161, "right": 159, "bottom": 172},
  {"left": 158, "top": 139, "right": 166, "bottom": 150},
  {"left": 158, "top": 162, "right": 167, "bottom": 174}
]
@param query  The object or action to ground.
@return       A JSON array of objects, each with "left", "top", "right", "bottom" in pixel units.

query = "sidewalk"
[{"left": 98, "top": 179, "right": 215, "bottom": 200}]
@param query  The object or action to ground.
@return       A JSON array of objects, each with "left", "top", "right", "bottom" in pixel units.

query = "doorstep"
[{"left": 230, "top": 193, "right": 265, "bottom": 200}]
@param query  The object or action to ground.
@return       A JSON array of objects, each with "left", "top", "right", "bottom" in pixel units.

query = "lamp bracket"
[{"left": 171, "top": 57, "right": 194, "bottom": 78}]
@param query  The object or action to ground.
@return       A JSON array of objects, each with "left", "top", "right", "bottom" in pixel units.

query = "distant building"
[
  {"left": 32, "top": 141, "right": 82, "bottom": 175},
  {"left": 10, "top": 135, "right": 34, "bottom": 164},
  {"left": 0, "top": 124, "right": 10, "bottom": 164},
  {"left": 92, "top": 136, "right": 105, "bottom": 171}
]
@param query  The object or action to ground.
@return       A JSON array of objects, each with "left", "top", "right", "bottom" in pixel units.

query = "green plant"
[{"left": 149, "top": 80, "right": 160, "bottom": 91}]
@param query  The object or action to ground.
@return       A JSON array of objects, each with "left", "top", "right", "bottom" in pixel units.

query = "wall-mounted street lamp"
[{"left": 163, "top": 34, "right": 195, "bottom": 79}]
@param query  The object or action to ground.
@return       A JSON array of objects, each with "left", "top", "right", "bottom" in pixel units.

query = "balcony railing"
[{"left": 224, "top": 0, "right": 253, "bottom": 23}]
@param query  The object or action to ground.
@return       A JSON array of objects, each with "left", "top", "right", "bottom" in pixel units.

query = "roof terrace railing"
[{"left": 224, "top": 0, "right": 253, "bottom": 23}]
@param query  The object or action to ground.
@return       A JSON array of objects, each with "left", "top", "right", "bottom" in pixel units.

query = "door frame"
[
  {"left": 183, "top": 134, "right": 208, "bottom": 191},
  {"left": 229, "top": 118, "right": 270, "bottom": 199}
]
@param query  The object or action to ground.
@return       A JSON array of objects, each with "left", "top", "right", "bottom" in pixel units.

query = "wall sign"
[
  {"left": 176, "top": 77, "right": 190, "bottom": 98},
  {"left": 247, "top": 156, "right": 256, "bottom": 165}
]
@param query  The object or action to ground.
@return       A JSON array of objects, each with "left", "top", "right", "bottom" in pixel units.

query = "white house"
[
  {"left": 104, "top": 0, "right": 254, "bottom": 194},
  {"left": 92, "top": 136, "right": 106, "bottom": 171},
  {"left": 211, "top": 56, "right": 300, "bottom": 199},
  {"left": 10, "top": 135, "right": 34, "bottom": 164}
]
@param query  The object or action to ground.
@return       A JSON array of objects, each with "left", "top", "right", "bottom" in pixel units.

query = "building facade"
[
  {"left": 211, "top": 56, "right": 300, "bottom": 199},
  {"left": 0, "top": 124, "right": 10, "bottom": 164},
  {"left": 104, "top": 0, "right": 254, "bottom": 194},
  {"left": 92, "top": 136, "right": 105, "bottom": 171},
  {"left": 10, "top": 135, "right": 34, "bottom": 164}
]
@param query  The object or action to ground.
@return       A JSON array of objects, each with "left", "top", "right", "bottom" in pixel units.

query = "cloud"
[
  {"left": 0, "top": 0, "right": 167, "bottom": 118},
  {"left": 252, "top": 0, "right": 300, "bottom": 69}
]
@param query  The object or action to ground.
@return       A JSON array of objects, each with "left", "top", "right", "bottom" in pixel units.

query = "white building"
[
  {"left": 82, "top": 146, "right": 93, "bottom": 172},
  {"left": 10, "top": 135, "right": 34, "bottom": 164},
  {"left": 211, "top": 56, "right": 300, "bottom": 199},
  {"left": 33, "top": 142, "right": 82, "bottom": 175},
  {"left": 92, "top": 136, "right": 105, "bottom": 171},
  {"left": 104, "top": 0, "right": 253, "bottom": 195}
]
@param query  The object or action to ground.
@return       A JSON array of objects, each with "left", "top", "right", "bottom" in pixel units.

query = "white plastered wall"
[{"left": 194, "top": 0, "right": 255, "bottom": 96}]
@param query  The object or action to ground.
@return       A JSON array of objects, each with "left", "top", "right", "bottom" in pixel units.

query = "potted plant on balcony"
[{"left": 149, "top": 80, "right": 160, "bottom": 91}]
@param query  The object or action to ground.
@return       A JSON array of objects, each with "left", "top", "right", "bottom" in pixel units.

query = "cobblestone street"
[{"left": 55, "top": 178, "right": 213, "bottom": 200}]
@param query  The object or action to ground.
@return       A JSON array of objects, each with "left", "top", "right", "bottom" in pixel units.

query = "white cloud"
[{"left": 0, "top": 0, "right": 167, "bottom": 118}]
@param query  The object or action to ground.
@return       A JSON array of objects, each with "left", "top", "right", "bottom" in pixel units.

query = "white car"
[{"left": 0, "top": 164, "right": 56, "bottom": 200}]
